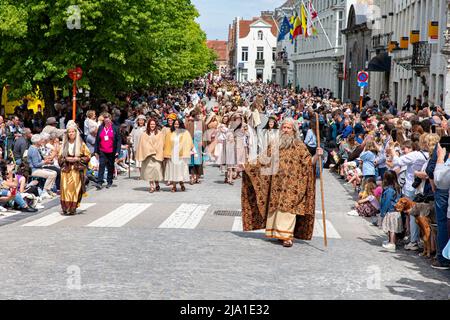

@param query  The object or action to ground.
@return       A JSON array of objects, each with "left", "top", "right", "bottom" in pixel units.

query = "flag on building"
[
  {"left": 301, "top": 4, "right": 308, "bottom": 37},
  {"left": 308, "top": 1, "right": 318, "bottom": 21},
  {"left": 292, "top": 15, "right": 302, "bottom": 41},
  {"left": 278, "top": 16, "right": 292, "bottom": 42},
  {"left": 306, "top": 2, "right": 317, "bottom": 37},
  {"left": 289, "top": 15, "right": 295, "bottom": 42}
]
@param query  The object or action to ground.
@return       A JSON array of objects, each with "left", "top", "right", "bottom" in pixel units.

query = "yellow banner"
[
  {"left": 410, "top": 30, "right": 420, "bottom": 44},
  {"left": 400, "top": 37, "right": 409, "bottom": 49},
  {"left": 428, "top": 21, "right": 439, "bottom": 44}
]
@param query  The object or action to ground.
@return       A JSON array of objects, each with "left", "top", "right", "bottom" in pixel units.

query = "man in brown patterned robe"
[{"left": 241, "top": 117, "right": 323, "bottom": 247}]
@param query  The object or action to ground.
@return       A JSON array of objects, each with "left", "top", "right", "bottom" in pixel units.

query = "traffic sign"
[
  {"left": 358, "top": 81, "right": 368, "bottom": 87},
  {"left": 357, "top": 71, "right": 369, "bottom": 83}
]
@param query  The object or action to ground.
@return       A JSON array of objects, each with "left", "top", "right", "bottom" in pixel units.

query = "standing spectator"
[
  {"left": 388, "top": 138, "right": 429, "bottom": 251},
  {"left": 380, "top": 170, "right": 402, "bottom": 250},
  {"left": 94, "top": 112, "right": 121, "bottom": 190},
  {"left": 429, "top": 143, "right": 450, "bottom": 269},
  {"left": 42, "top": 117, "right": 65, "bottom": 140},
  {"left": 402, "top": 95, "right": 411, "bottom": 112},
  {"left": 359, "top": 141, "right": 378, "bottom": 188},
  {"left": 6, "top": 116, "right": 24, "bottom": 158}
]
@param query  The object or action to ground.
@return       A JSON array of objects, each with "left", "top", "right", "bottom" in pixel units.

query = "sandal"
[
  {"left": 283, "top": 240, "right": 293, "bottom": 248},
  {"left": 155, "top": 184, "right": 161, "bottom": 191},
  {"left": 149, "top": 187, "right": 155, "bottom": 193},
  {"left": 180, "top": 183, "right": 186, "bottom": 192},
  {"left": 189, "top": 177, "right": 195, "bottom": 185},
  {"left": 171, "top": 186, "right": 177, "bottom": 193}
]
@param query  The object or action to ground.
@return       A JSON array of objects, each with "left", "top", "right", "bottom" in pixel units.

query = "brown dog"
[{"left": 395, "top": 198, "right": 436, "bottom": 258}]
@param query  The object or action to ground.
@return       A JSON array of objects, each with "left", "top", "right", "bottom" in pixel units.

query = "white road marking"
[
  {"left": 158, "top": 203, "right": 210, "bottom": 229},
  {"left": 87, "top": 203, "right": 151, "bottom": 228},
  {"left": 232, "top": 217, "right": 264, "bottom": 233},
  {"left": 313, "top": 219, "right": 341, "bottom": 239},
  {"left": 23, "top": 203, "right": 96, "bottom": 227},
  {"left": 232, "top": 217, "right": 243, "bottom": 232},
  {"left": 233, "top": 216, "right": 340, "bottom": 238}
]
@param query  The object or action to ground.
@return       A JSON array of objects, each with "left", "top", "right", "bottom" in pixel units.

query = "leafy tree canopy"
[{"left": 0, "top": 0, "right": 215, "bottom": 105}]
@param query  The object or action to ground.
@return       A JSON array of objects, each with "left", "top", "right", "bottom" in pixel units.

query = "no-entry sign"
[{"left": 358, "top": 71, "right": 369, "bottom": 83}]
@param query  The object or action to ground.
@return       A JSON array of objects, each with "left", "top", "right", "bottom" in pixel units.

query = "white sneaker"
[
  {"left": 347, "top": 210, "right": 359, "bottom": 216},
  {"left": 404, "top": 242, "right": 419, "bottom": 251},
  {"left": 0, "top": 206, "right": 7, "bottom": 212},
  {"left": 40, "top": 192, "right": 52, "bottom": 200},
  {"left": 382, "top": 243, "right": 396, "bottom": 251},
  {"left": 35, "top": 204, "right": 45, "bottom": 209},
  {"left": 382, "top": 240, "right": 389, "bottom": 246}
]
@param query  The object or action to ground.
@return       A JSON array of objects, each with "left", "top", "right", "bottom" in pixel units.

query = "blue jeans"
[
  {"left": 434, "top": 189, "right": 450, "bottom": 264},
  {"left": 0, "top": 189, "right": 27, "bottom": 208},
  {"left": 404, "top": 189, "right": 420, "bottom": 243}
]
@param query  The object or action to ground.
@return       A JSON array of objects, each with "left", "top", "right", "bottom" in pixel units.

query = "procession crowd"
[{"left": 0, "top": 76, "right": 449, "bottom": 267}]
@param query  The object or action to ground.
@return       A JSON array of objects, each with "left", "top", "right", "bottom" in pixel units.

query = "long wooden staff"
[{"left": 315, "top": 113, "right": 328, "bottom": 247}]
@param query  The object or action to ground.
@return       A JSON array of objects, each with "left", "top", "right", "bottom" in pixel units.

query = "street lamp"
[{"left": 67, "top": 66, "right": 83, "bottom": 120}]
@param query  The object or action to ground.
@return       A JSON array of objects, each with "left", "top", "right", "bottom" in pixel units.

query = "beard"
[{"left": 279, "top": 132, "right": 297, "bottom": 149}]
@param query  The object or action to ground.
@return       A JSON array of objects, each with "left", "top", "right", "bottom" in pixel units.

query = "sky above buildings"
[{"left": 192, "top": 0, "right": 286, "bottom": 40}]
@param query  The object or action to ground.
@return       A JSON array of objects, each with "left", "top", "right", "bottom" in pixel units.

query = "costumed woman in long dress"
[
  {"left": 258, "top": 115, "right": 279, "bottom": 155},
  {"left": 186, "top": 108, "right": 205, "bottom": 185},
  {"left": 135, "top": 118, "right": 164, "bottom": 193},
  {"left": 204, "top": 113, "right": 219, "bottom": 163},
  {"left": 223, "top": 114, "right": 237, "bottom": 185},
  {"left": 131, "top": 115, "right": 146, "bottom": 179},
  {"left": 232, "top": 111, "right": 249, "bottom": 179},
  {"left": 58, "top": 120, "right": 91, "bottom": 215},
  {"left": 163, "top": 119, "right": 194, "bottom": 192}
]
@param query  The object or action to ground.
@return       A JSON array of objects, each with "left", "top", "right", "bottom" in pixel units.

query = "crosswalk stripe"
[
  {"left": 313, "top": 219, "right": 341, "bottom": 239},
  {"left": 158, "top": 203, "right": 210, "bottom": 229},
  {"left": 87, "top": 203, "right": 151, "bottom": 228},
  {"left": 23, "top": 203, "right": 96, "bottom": 227},
  {"left": 232, "top": 217, "right": 243, "bottom": 232},
  {"left": 233, "top": 217, "right": 340, "bottom": 238},
  {"left": 232, "top": 217, "right": 264, "bottom": 233}
]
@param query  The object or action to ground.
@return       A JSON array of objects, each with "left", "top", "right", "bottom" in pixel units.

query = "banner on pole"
[
  {"left": 410, "top": 30, "right": 420, "bottom": 44},
  {"left": 428, "top": 21, "right": 439, "bottom": 44}
]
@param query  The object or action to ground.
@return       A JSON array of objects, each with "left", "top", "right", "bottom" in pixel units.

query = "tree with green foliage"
[{"left": 0, "top": 0, "right": 215, "bottom": 113}]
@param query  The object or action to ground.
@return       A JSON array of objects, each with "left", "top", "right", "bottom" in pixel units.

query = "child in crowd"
[
  {"left": 359, "top": 141, "right": 379, "bottom": 189},
  {"left": 347, "top": 180, "right": 380, "bottom": 217},
  {"left": 380, "top": 170, "right": 403, "bottom": 251}
]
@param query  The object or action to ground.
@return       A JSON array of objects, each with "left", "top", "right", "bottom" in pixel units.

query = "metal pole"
[
  {"left": 72, "top": 80, "right": 77, "bottom": 120},
  {"left": 359, "top": 86, "right": 364, "bottom": 112},
  {"left": 315, "top": 113, "right": 327, "bottom": 247}
]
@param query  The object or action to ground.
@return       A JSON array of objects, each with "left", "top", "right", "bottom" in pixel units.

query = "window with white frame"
[
  {"left": 257, "top": 47, "right": 264, "bottom": 60},
  {"left": 258, "top": 30, "right": 263, "bottom": 40},
  {"left": 337, "top": 10, "right": 343, "bottom": 46},
  {"left": 242, "top": 47, "right": 248, "bottom": 62}
]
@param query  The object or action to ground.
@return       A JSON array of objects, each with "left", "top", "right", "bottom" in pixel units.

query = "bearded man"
[{"left": 241, "top": 117, "right": 323, "bottom": 247}]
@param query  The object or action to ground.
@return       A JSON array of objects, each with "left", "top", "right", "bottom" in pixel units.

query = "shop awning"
[{"left": 367, "top": 52, "right": 391, "bottom": 72}]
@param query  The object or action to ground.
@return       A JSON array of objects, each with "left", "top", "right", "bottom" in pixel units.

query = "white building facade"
[
  {"left": 366, "top": 0, "right": 448, "bottom": 110},
  {"left": 291, "top": 0, "right": 347, "bottom": 98},
  {"left": 228, "top": 13, "right": 278, "bottom": 83}
]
